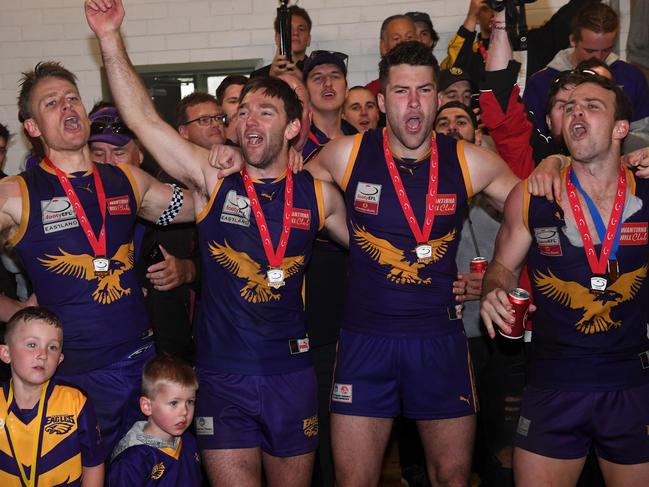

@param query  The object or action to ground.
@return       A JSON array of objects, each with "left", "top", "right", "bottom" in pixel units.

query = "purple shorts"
[
  {"left": 330, "top": 329, "right": 478, "bottom": 419},
  {"left": 515, "top": 383, "right": 649, "bottom": 464},
  {"left": 195, "top": 367, "right": 319, "bottom": 457}
]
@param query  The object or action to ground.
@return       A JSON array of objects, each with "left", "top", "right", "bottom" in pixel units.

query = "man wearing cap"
[
  {"left": 435, "top": 101, "right": 481, "bottom": 144},
  {"left": 365, "top": 15, "right": 417, "bottom": 97},
  {"left": 406, "top": 12, "right": 439, "bottom": 51},
  {"left": 438, "top": 68, "right": 475, "bottom": 113},
  {"left": 302, "top": 50, "right": 356, "bottom": 162},
  {"left": 88, "top": 104, "right": 144, "bottom": 167}
]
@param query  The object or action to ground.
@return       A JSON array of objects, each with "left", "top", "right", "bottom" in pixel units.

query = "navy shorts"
[
  {"left": 57, "top": 342, "right": 153, "bottom": 456},
  {"left": 195, "top": 367, "right": 319, "bottom": 457},
  {"left": 330, "top": 329, "right": 478, "bottom": 419},
  {"left": 515, "top": 383, "right": 649, "bottom": 464}
]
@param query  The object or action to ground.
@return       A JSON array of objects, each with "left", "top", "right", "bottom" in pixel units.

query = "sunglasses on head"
[
  {"left": 90, "top": 120, "right": 134, "bottom": 137},
  {"left": 308, "top": 50, "right": 349, "bottom": 68}
]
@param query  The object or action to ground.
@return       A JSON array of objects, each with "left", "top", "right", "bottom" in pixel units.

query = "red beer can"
[
  {"left": 499, "top": 288, "right": 529, "bottom": 340},
  {"left": 470, "top": 256, "right": 488, "bottom": 274}
]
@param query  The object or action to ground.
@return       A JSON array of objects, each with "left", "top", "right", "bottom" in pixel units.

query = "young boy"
[
  {"left": 109, "top": 354, "right": 201, "bottom": 485},
  {"left": 0, "top": 306, "right": 105, "bottom": 486}
]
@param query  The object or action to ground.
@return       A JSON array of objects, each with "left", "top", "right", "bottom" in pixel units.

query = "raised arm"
[
  {"left": 305, "top": 134, "right": 356, "bottom": 187},
  {"left": 85, "top": 0, "right": 215, "bottom": 200},
  {"left": 480, "top": 181, "right": 533, "bottom": 337}
]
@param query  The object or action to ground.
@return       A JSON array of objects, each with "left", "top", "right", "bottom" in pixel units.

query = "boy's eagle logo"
[
  {"left": 534, "top": 265, "right": 647, "bottom": 334},
  {"left": 352, "top": 224, "right": 456, "bottom": 285},
  {"left": 38, "top": 243, "right": 134, "bottom": 304},
  {"left": 208, "top": 240, "right": 304, "bottom": 303}
]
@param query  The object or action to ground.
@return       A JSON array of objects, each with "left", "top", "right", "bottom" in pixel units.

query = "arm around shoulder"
[{"left": 321, "top": 180, "right": 348, "bottom": 248}]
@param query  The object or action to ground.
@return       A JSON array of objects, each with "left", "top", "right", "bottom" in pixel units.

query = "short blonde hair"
[{"left": 141, "top": 354, "right": 198, "bottom": 398}]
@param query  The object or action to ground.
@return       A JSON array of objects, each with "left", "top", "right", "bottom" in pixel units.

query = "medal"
[
  {"left": 415, "top": 244, "right": 433, "bottom": 264},
  {"left": 93, "top": 256, "right": 110, "bottom": 277},
  {"left": 242, "top": 169, "right": 294, "bottom": 289},
  {"left": 566, "top": 167, "right": 626, "bottom": 294},
  {"left": 266, "top": 268, "right": 285, "bottom": 288},
  {"left": 44, "top": 159, "right": 108, "bottom": 278},
  {"left": 383, "top": 129, "right": 439, "bottom": 265}
]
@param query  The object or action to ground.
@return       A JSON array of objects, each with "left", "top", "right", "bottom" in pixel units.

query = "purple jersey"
[
  {"left": 342, "top": 129, "right": 471, "bottom": 336},
  {"left": 525, "top": 171, "right": 649, "bottom": 391},
  {"left": 110, "top": 424, "right": 202, "bottom": 486},
  {"left": 195, "top": 171, "right": 324, "bottom": 375},
  {"left": 10, "top": 162, "right": 149, "bottom": 374}
]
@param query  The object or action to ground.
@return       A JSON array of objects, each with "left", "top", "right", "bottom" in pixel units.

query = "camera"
[
  {"left": 277, "top": 0, "right": 292, "bottom": 62},
  {"left": 486, "top": 0, "right": 537, "bottom": 51}
]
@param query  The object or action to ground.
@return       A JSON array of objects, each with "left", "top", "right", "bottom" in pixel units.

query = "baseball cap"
[
  {"left": 302, "top": 50, "right": 348, "bottom": 81},
  {"left": 405, "top": 11, "right": 434, "bottom": 32},
  {"left": 89, "top": 106, "right": 135, "bottom": 147},
  {"left": 438, "top": 66, "right": 475, "bottom": 92},
  {"left": 435, "top": 101, "right": 478, "bottom": 129}
]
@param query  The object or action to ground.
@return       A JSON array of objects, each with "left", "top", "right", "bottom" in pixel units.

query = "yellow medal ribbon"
[{"left": 4, "top": 379, "right": 49, "bottom": 487}]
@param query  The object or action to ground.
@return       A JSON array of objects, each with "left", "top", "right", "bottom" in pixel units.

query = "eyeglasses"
[
  {"left": 182, "top": 114, "right": 227, "bottom": 126},
  {"left": 307, "top": 50, "right": 349, "bottom": 68},
  {"left": 90, "top": 120, "right": 134, "bottom": 137}
]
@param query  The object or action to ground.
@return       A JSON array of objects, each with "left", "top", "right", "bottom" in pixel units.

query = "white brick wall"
[{"left": 0, "top": 0, "right": 630, "bottom": 175}]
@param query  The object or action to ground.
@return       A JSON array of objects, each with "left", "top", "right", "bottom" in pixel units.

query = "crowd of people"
[{"left": 0, "top": 0, "right": 649, "bottom": 486}]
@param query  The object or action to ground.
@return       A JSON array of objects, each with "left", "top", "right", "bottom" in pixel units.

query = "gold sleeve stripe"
[
  {"left": 314, "top": 179, "right": 326, "bottom": 232},
  {"left": 627, "top": 167, "right": 636, "bottom": 195},
  {"left": 456, "top": 140, "right": 474, "bottom": 200},
  {"left": 523, "top": 179, "right": 531, "bottom": 232},
  {"left": 8, "top": 177, "right": 30, "bottom": 247},
  {"left": 340, "top": 133, "right": 363, "bottom": 192},
  {"left": 196, "top": 178, "right": 224, "bottom": 223},
  {"left": 118, "top": 163, "right": 141, "bottom": 214}
]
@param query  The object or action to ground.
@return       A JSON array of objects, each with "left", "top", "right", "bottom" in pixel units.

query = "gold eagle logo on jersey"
[
  {"left": 303, "top": 415, "right": 319, "bottom": 438},
  {"left": 533, "top": 264, "right": 647, "bottom": 334},
  {"left": 208, "top": 240, "right": 304, "bottom": 303},
  {"left": 150, "top": 462, "right": 165, "bottom": 480},
  {"left": 38, "top": 243, "right": 134, "bottom": 305},
  {"left": 44, "top": 415, "right": 75, "bottom": 435},
  {"left": 352, "top": 224, "right": 456, "bottom": 285}
]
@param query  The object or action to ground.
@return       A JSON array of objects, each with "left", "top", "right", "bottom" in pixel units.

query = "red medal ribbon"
[
  {"left": 44, "top": 158, "right": 107, "bottom": 258},
  {"left": 477, "top": 40, "right": 488, "bottom": 61},
  {"left": 242, "top": 169, "right": 293, "bottom": 268},
  {"left": 383, "top": 129, "right": 439, "bottom": 245},
  {"left": 307, "top": 131, "right": 321, "bottom": 147},
  {"left": 565, "top": 166, "right": 626, "bottom": 275}
]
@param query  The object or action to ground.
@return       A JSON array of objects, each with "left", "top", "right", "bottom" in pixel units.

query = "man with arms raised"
[
  {"left": 481, "top": 74, "right": 649, "bottom": 486},
  {"left": 0, "top": 61, "right": 194, "bottom": 453},
  {"left": 305, "top": 41, "right": 518, "bottom": 487},
  {"left": 85, "top": 2, "right": 348, "bottom": 485}
]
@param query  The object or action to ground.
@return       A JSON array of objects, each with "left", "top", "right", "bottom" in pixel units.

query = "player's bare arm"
[
  {"left": 480, "top": 181, "right": 534, "bottom": 338},
  {"left": 124, "top": 164, "right": 194, "bottom": 224},
  {"left": 85, "top": 0, "right": 216, "bottom": 204},
  {"left": 321, "top": 181, "right": 349, "bottom": 248},
  {"left": 463, "top": 141, "right": 520, "bottom": 212},
  {"left": 305, "top": 135, "right": 356, "bottom": 186},
  {"left": 0, "top": 177, "right": 24, "bottom": 248}
]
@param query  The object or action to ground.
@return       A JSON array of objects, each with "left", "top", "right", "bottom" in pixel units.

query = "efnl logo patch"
[
  {"left": 534, "top": 227, "right": 562, "bottom": 256},
  {"left": 354, "top": 182, "right": 382, "bottom": 215},
  {"left": 41, "top": 197, "right": 79, "bottom": 234},
  {"left": 331, "top": 383, "right": 353, "bottom": 403},
  {"left": 195, "top": 416, "right": 214, "bottom": 435},
  {"left": 220, "top": 190, "right": 251, "bottom": 227}
]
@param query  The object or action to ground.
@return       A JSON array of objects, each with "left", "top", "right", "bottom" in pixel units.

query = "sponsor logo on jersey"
[
  {"left": 619, "top": 222, "right": 648, "bottom": 245},
  {"left": 107, "top": 195, "right": 131, "bottom": 215},
  {"left": 195, "top": 416, "right": 214, "bottom": 435},
  {"left": 41, "top": 197, "right": 79, "bottom": 234},
  {"left": 289, "top": 338, "right": 310, "bottom": 354},
  {"left": 291, "top": 208, "right": 311, "bottom": 230},
  {"left": 331, "top": 383, "right": 353, "bottom": 403},
  {"left": 534, "top": 227, "right": 562, "bottom": 256},
  {"left": 434, "top": 194, "right": 457, "bottom": 215},
  {"left": 303, "top": 415, "right": 319, "bottom": 438},
  {"left": 220, "top": 190, "right": 251, "bottom": 227},
  {"left": 354, "top": 182, "right": 382, "bottom": 215},
  {"left": 44, "top": 415, "right": 76, "bottom": 435}
]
